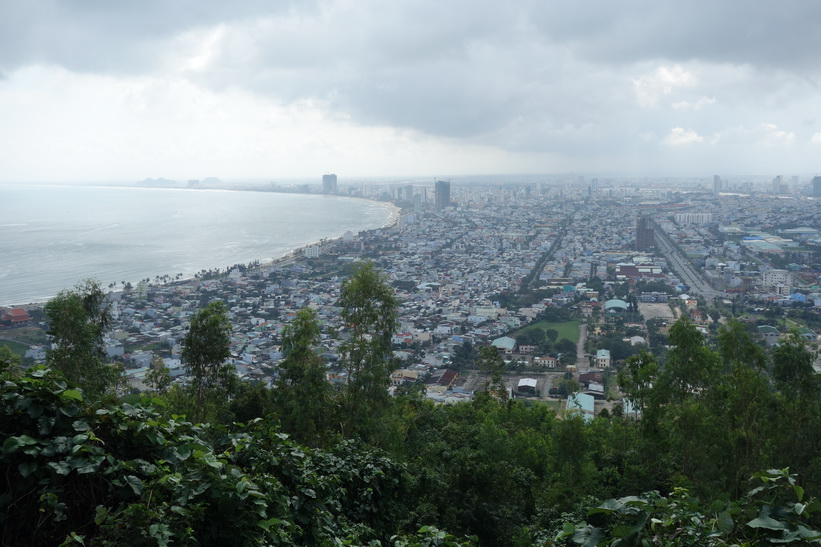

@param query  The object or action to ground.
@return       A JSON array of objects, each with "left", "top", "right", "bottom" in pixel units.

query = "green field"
[
  {"left": 1, "top": 326, "right": 47, "bottom": 346},
  {"left": 513, "top": 320, "right": 580, "bottom": 344},
  {"left": 0, "top": 340, "right": 29, "bottom": 356}
]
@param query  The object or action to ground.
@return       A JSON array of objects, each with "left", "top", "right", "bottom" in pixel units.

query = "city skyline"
[{"left": 2, "top": 1, "right": 821, "bottom": 183}]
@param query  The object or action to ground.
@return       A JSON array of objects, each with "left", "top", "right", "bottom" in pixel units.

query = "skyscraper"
[
  {"left": 636, "top": 216, "right": 654, "bottom": 251},
  {"left": 322, "top": 174, "right": 337, "bottom": 194},
  {"left": 713, "top": 175, "right": 722, "bottom": 195},
  {"left": 434, "top": 180, "right": 450, "bottom": 209},
  {"left": 813, "top": 176, "right": 821, "bottom": 197}
]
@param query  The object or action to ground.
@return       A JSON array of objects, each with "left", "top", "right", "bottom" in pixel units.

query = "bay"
[{"left": 0, "top": 184, "right": 395, "bottom": 306}]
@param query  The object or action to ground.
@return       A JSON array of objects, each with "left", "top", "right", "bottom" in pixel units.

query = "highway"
[{"left": 652, "top": 222, "right": 726, "bottom": 301}]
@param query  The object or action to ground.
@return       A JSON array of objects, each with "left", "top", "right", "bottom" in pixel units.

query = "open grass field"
[
  {"left": 514, "top": 320, "right": 580, "bottom": 344},
  {"left": 1, "top": 326, "right": 47, "bottom": 346},
  {"left": 0, "top": 339, "right": 29, "bottom": 356}
]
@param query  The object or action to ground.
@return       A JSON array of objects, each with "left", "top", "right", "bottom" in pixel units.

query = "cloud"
[
  {"left": 810, "top": 133, "right": 821, "bottom": 145},
  {"left": 1, "top": 1, "right": 820, "bottom": 178},
  {"left": 528, "top": 1, "right": 821, "bottom": 71},
  {"left": 671, "top": 97, "right": 716, "bottom": 111},
  {"left": 663, "top": 128, "right": 704, "bottom": 146},
  {"left": 633, "top": 66, "right": 696, "bottom": 108}
]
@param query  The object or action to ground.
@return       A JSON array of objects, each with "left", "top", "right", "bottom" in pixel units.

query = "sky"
[{"left": 1, "top": 1, "right": 820, "bottom": 182}]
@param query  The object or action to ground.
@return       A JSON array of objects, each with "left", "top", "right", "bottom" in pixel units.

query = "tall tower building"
[
  {"left": 772, "top": 175, "right": 784, "bottom": 194},
  {"left": 713, "top": 175, "right": 722, "bottom": 196},
  {"left": 434, "top": 180, "right": 450, "bottom": 209},
  {"left": 636, "top": 216, "right": 654, "bottom": 251},
  {"left": 322, "top": 174, "right": 337, "bottom": 194},
  {"left": 813, "top": 176, "right": 821, "bottom": 197}
]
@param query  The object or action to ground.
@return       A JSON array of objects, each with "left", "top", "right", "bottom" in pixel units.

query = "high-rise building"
[
  {"left": 713, "top": 175, "right": 722, "bottom": 195},
  {"left": 772, "top": 175, "right": 785, "bottom": 194},
  {"left": 813, "top": 176, "right": 821, "bottom": 197},
  {"left": 434, "top": 180, "right": 450, "bottom": 209},
  {"left": 636, "top": 216, "right": 654, "bottom": 251},
  {"left": 322, "top": 174, "right": 337, "bottom": 194}
]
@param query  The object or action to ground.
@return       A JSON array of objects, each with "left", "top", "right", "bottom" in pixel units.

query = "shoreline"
[{"left": 0, "top": 190, "right": 402, "bottom": 310}]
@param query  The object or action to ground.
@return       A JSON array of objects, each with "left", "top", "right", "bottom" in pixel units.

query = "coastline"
[{"left": 0, "top": 191, "right": 401, "bottom": 310}]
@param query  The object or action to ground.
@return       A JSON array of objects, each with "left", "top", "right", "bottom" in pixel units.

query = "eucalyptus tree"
[
  {"left": 44, "top": 279, "right": 117, "bottom": 399},
  {"left": 182, "top": 300, "right": 234, "bottom": 423},
  {"left": 337, "top": 262, "right": 398, "bottom": 439},
  {"left": 275, "top": 307, "right": 331, "bottom": 445}
]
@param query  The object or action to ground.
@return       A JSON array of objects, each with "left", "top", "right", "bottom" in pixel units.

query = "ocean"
[{"left": 0, "top": 184, "right": 396, "bottom": 306}]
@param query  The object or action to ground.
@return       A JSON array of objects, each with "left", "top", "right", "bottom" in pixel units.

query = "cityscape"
[{"left": 4, "top": 173, "right": 819, "bottom": 413}]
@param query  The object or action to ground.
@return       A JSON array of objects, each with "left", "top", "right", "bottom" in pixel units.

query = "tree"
[
  {"left": 477, "top": 346, "right": 507, "bottom": 400},
  {"left": 182, "top": 300, "right": 234, "bottom": 422},
  {"left": 0, "top": 345, "right": 21, "bottom": 378},
  {"left": 275, "top": 307, "right": 331, "bottom": 445},
  {"left": 770, "top": 331, "right": 818, "bottom": 394},
  {"left": 617, "top": 351, "right": 659, "bottom": 416},
  {"left": 145, "top": 355, "right": 172, "bottom": 394},
  {"left": 337, "top": 262, "right": 398, "bottom": 439},
  {"left": 44, "top": 279, "right": 117, "bottom": 399}
]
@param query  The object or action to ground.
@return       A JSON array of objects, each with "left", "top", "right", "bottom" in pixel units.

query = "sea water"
[{"left": 0, "top": 184, "right": 394, "bottom": 306}]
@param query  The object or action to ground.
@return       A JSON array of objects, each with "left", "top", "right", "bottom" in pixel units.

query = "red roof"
[{"left": 2, "top": 308, "right": 32, "bottom": 323}]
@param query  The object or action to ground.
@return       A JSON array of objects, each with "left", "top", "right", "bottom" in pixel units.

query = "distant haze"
[{"left": 1, "top": 1, "right": 820, "bottom": 181}]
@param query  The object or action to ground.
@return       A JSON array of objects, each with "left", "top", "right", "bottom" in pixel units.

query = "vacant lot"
[
  {"left": 637, "top": 302, "right": 676, "bottom": 321},
  {"left": 513, "top": 320, "right": 580, "bottom": 344}
]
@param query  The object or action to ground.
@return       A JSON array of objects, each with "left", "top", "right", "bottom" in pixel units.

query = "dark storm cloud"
[
  {"left": 3, "top": 0, "right": 819, "bottom": 174},
  {"left": 528, "top": 1, "right": 821, "bottom": 70},
  {"left": 0, "top": 0, "right": 311, "bottom": 73}
]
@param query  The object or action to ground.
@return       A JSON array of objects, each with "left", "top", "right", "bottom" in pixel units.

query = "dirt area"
[
  {"left": 458, "top": 370, "right": 567, "bottom": 401},
  {"left": 637, "top": 302, "right": 676, "bottom": 321}
]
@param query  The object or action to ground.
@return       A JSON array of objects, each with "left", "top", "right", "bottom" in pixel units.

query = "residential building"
[
  {"left": 435, "top": 180, "right": 450, "bottom": 209},
  {"left": 595, "top": 349, "right": 611, "bottom": 368},
  {"left": 636, "top": 216, "right": 654, "bottom": 251},
  {"left": 322, "top": 174, "right": 338, "bottom": 194}
]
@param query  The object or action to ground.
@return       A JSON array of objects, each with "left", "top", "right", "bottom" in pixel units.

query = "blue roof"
[{"left": 567, "top": 393, "right": 595, "bottom": 422}]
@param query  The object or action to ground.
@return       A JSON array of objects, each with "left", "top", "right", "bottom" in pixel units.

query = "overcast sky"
[{"left": 2, "top": 1, "right": 820, "bottom": 182}]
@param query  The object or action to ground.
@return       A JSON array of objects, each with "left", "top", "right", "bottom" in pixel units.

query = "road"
[
  {"left": 653, "top": 223, "right": 725, "bottom": 300},
  {"left": 576, "top": 324, "right": 588, "bottom": 369}
]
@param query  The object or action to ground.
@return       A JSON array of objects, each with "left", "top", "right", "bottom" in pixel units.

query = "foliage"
[
  {"left": 0, "top": 367, "right": 408, "bottom": 546},
  {"left": 275, "top": 307, "right": 332, "bottom": 446},
  {"left": 145, "top": 355, "right": 172, "bottom": 394},
  {"left": 476, "top": 346, "right": 507, "bottom": 400},
  {"left": 549, "top": 469, "right": 821, "bottom": 546},
  {"left": 181, "top": 300, "right": 235, "bottom": 422},
  {"left": 44, "top": 279, "right": 118, "bottom": 399},
  {"left": 337, "top": 262, "right": 399, "bottom": 440},
  {"left": 0, "top": 345, "right": 22, "bottom": 376}
]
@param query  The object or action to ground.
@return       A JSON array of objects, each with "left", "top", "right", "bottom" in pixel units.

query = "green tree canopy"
[
  {"left": 275, "top": 307, "right": 332, "bottom": 446},
  {"left": 43, "top": 279, "right": 116, "bottom": 399},
  {"left": 337, "top": 262, "right": 399, "bottom": 440},
  {"left": 181, "top": 300, "right": 234, "bottom": 422}
]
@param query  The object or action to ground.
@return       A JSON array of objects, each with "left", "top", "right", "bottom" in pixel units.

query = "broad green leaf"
[
  {"left": 124, "top": 475, "right": 144, "bottom": 495},
  {"left": 18, "top": 461, "right": 38, "bottom": 478},
  {"left": 717, "top": 511, "right": 734, "bottom": 535},
  {"left": 62, "top": 390, "right": 84, "bottom": 401},
  {"left": 589, "top": 498, "right": 624, "bottom": 515},
  {"left": 258, "top": 518, "right": 281, "bottom": 531},
  {"left": 3, "top": 435, "right": 37, "bottom": 454},
  {"left": 747, "top": 515, "right": 786, "bottom": 530}
]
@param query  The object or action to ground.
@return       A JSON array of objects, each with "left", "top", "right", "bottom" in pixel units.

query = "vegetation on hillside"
[{"left": 2, "top": 265, "right": 821, "bottom": 545}]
